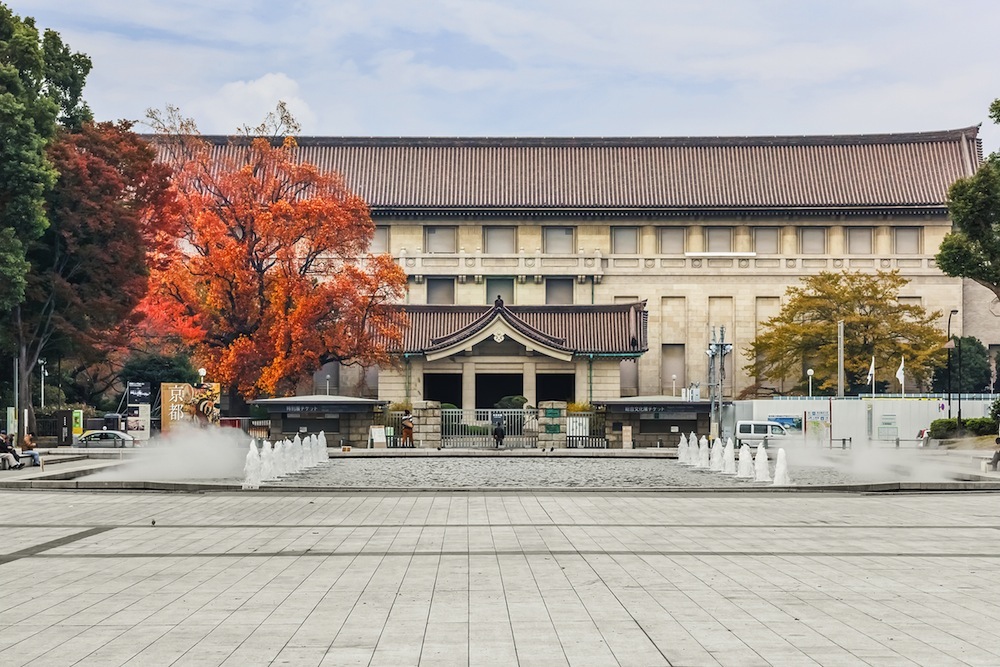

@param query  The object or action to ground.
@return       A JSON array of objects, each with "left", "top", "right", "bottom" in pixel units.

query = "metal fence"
[
  {"left": 565, "top": 411, "right": 608, "bottom": 449},
  {"left": 441, "top": 408, "right": 540, "bottom": 449}
]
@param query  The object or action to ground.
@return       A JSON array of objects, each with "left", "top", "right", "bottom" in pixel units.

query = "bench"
[{"left": 0, "top": 453, "right": 42, "bottom": 470}]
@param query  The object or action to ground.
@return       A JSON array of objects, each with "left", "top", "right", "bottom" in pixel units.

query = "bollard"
[
  {"left": 657, "top": 439, "right": 661, "bottom": 448},
  {"left": 895, "top": 437, "right": 900, "bottom": 448}
]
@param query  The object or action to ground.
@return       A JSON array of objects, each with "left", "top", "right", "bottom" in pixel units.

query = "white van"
[{"left": 735, "top": 420, "right": 789, "bottom": 446}]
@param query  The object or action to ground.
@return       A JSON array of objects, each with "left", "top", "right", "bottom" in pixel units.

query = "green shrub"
[
  {"left": 930, "top": 419, "right": 957, "bottom": 439},
  {"left": 965, "top": 417, "right": 998, "bottom": 436},
  {"left": 494, "top": 395, "right": 527, "bottom": 409}
]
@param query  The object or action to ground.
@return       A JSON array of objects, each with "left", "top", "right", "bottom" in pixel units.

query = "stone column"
[
  {"left": 523, "top": 361, "right": 537, "bottom": 407},
  {"left": 462, "top": 362, "right": 476, "bottom": 409},
  {"left": 538, "top": 401, "right": 568, "bottom": 449},
  {"left": 413, "top": 400, "right": 441, "bottom": 448}
]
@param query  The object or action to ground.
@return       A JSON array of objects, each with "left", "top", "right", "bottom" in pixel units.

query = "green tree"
[
  {"left": 743, "top": 270, "right": 945, "bottom": 395},
  {"left": 931, "top": 336, "right": 992, "bottom": 394},
  {"left": 0, "top": 4, "right": 91, "bottom": 311}
]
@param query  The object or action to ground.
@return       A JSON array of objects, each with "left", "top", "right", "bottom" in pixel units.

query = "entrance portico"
[{"left": 381, "top": 299, "right": 648, "bottom": 408}]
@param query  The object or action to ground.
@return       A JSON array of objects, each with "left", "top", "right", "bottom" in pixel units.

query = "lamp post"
[
  {"left": 671, "top": 374, "right": 677, "bottom": 397},
  {"left": 807, "top": 368, "right": 814, "bottom": 398},
  {"left": 325, "top": 374, "right": 331, "bottom": 395},
  {"left": 39, "top": 358, "right": 46, "bottom": 409},
  {"left": 198, "top": 367, "right": 207, "bottom": 385},
  {"left": 947, "top": 309, "right": 958, "bottom": 419}
]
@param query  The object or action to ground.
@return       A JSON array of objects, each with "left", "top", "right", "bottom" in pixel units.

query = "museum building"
[{"left": 209, "top": 127, "right": 984, "bottom": 407}]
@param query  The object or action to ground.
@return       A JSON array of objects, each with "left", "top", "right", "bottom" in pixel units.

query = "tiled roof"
[
  {"left": 394, "top": 302, "right": 648, "bottom": 356},
  {"left": 201, "top": 127, "right": 981, "bottom": 212}
]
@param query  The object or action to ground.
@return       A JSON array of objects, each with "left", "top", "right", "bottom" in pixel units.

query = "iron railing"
[
  {"left": 441, "top": 408, "right": 539, "bottom": 449},
  {"left": 565, "top": 411, "right": 608, "bottom": 448}
]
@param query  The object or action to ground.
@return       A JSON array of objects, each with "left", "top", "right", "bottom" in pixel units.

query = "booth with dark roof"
[
  {"left": 593, "top": 396, "right": 728, "bottom": 448},
  {"left": 250, "top": 395, "right": 386, "bottom": 446}
]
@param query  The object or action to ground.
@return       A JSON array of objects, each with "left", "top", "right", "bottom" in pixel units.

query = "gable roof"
[
  {"left": 202, "top": 127, "right": 981, "bottom": 215},
  {"left": 394, "top": 301, "right": 648, "bottom": 358}
]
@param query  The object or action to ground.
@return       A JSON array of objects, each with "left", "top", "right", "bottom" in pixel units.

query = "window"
[
  {"left": 800, "top": 227, "right": 827, "bottom": 254},
  {"left": 370, "top": 226, "right": 389, "bottom": 254},
  {"left": 486, "top": 278, "right": 514, "bottom": 305},
  {"left": 847, "top": 227, "right": 873, "bottom": 255},
  {"left": 706, "top": 227, "right": 733, "bottom": 253},
  {"left": 484, "top": 226, "right": 516, "bottom": 254},
  {"left": 659, "top": 227, "right": 686, "bottom": 253},
  {"left": 612, "top": 227, "right": 639, "bottom": 254},
  {"left": 620, "top": 359, "right": 638, "bottom": 395},
  {"left": 894, "top": 227, "right": 921, "bottom": 254},
  {"left": 543, "top": 227, "right": 575, "bottom": 254},
  {"left": 661, "top": 344, "right": 685, "bottom": 395},
  {"left": 545, "top": 278, "right": 574, "bottom": 304},
  {"left": 425, "top": 226, "right": 457, "bottom": 253},
  {"left": 426, "top": 278, "right": 455, "bottom": 304},
  {"left": 754, "top": 227, "right": 780, "bottom": 255}
]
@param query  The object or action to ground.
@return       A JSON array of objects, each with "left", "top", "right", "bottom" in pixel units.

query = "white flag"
[
  {"left": 895, "top": 357, "right": 905, "bottom": 384},
  {"left": 866, "top": 356, "right": 875, "bottom": 384}
]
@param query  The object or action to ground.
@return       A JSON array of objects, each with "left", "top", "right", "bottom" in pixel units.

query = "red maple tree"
[{"left": 148, "top": 105, "right": 407, "bottom": 402}]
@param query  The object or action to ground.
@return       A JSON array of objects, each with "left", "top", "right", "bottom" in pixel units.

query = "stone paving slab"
[{"left": 1, "top": 490, "right": 1000, "bottom": 666}]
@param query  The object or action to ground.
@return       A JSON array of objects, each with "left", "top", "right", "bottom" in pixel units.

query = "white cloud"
[{"left": 9, "top": 0, "right": 1000, "bottom": 150}]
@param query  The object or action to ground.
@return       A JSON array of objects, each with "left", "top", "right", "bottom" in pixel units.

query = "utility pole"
[{"left": 837, "top": 321, "right": 845, "bottom": 397}]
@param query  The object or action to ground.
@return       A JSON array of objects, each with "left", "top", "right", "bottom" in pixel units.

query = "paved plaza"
[{"left": 2, "top": 489, "right": 1000, "bottom": 666}]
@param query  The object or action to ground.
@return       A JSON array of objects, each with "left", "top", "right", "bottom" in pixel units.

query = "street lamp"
[
  {"left": 198, "top": 367, "right": 207, "bottom": 384},
  {"left": 325, "top": 374, "right": 331, "bottom": 395},
  {"left": 807, "top": 368, "right": 814, "bottom": 398},
  {"left": 671, "top": 374, "right": 677, "bottom": 397},
  {"left": 39, "top": 358, "right": 47, "bottom": 409},
  {"left": 947, "top": 309, "right": 958, "bottom": 419}
]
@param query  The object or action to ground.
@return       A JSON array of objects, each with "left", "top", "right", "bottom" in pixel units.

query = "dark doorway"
[
  {"left": 476, "top": 374, "right": 523, "bottom": 408},
  {"left": 424, "top": 373, "right": 462, "bottom": 407},
  {"left": 537, "top": 374, "right": 575, "bottom": 403}
]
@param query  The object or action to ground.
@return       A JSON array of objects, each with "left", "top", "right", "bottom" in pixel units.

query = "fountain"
[
  {"left": 736, "top": 444, "right": 754, "bottom": 479},
  {"left": 698, "top": 436, "right": 710, "bottom": 469},
  {"left": 709, "top": 438, "right": 723, "bottom": 471},
  {"left": 772, "top": 448, "right": 793, "bottom": 486},
  {"left": 260, "top": 440, "right": 275, "bottom": 480},
  {"left": 721, "top": 438, "right": 736, "bottom": 474},
  {"left": 754, "top": 444, "right": 771, "bottom": 482},
  {"left": 677, "top": 433, "right": 688, "bottom": 464},
  {"left": 242, "top": 439, "right": 261, "bottom": 490}
]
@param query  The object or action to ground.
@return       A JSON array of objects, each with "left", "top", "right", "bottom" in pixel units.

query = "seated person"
[
  {"left": 990, "top": 438, "right": 1000, "bottom": 471},
  {"left": 0, "top": 432, "right": 24, "bottom": 469},
  {"left": 20, "top": 432, "right": 42, "bottom": 468}
]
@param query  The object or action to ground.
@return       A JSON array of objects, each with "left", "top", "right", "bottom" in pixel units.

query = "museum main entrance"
[{"left": 475, "top": 373, "right": 522, "bottom": 408}]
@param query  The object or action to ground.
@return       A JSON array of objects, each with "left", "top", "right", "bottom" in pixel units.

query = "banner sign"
[
  {"left": 160, "top": 382, "right": 221, "bottom": 431},
  {"left": 126, "top": 404, "right": 152, "bottom": 440},
  {"left": 127, "top": 381, "right": 152, "bottom": 404}
]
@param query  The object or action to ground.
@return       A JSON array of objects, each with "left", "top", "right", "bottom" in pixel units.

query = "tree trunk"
[{"left": 227, "top": 385, "right": 249, "bottom": 417}]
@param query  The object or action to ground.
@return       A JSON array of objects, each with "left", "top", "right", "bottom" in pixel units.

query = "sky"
[{"left": 12, "top": 0, "right": 1000, "bottom": 151}]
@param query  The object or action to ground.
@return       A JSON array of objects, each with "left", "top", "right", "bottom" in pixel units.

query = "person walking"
[{"left": 401, "top": 411, "right": 415, "bottom": 447}]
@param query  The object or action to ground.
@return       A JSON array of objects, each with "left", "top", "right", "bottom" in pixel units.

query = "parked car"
[
  {"left": 76, "top": 430, "right": 137, "bottom": 448},
  {"left": 735, "top": 420, "right": 789, "bottom": 446}
]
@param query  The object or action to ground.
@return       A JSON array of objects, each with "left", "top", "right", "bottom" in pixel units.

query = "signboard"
[
  {"left": 72, "top": 409, "right": 84, "bottom": 436},
  {"left": 126, "top": 382, "right": 151, "bottom": 404},
  {"left": 126, "top": 404, "right": 151, "bottom": 440},
  {"left": 160, "top": 382, "right": 221, "bottom": 431},
  {"left": 622, "top": 425, "right": 633, "bottom": 449},
  {"left": 545, "top": 408, "right": 561, "bottom": 418},
  {"left": 369, "top": 425, "right": 387, "bottom": 449},
  {"left": 567, "top": 416, "right": 589, "bottom": 437}
]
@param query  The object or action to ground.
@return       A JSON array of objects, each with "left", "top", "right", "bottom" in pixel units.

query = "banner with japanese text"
[{"left": 160, "top": 383, "right": 221, "bottom": 431}]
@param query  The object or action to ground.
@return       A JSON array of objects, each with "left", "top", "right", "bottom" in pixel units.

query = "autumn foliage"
[{"left": 147, "top": 106, "right": 407, "bottom": 399}]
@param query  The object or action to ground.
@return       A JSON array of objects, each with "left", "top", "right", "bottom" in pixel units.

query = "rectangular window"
[
  {"left": 543, "top": 227, "right": 575, "bottom": 254},
  {"left": 661, "top": 344, "right": 685, "bottom": 395},
  {"left": 545, "top": 278, "right": 574, "bottom": 304},
  {"left": 847, "top": 227, "right": 873, "bottom": 254},
  {"left": 370, "top": 226, "right": 389, "bottom": 254},
  {"left": 484, "top": 226, "right": 516, "bottom": 254},
  {"left": 426, "top": 278, "right": 455, "bottom": 304},
  {"left": 620, "top": 359, "right": 638, "bottom": 396},
  {"left": 486, "top": 278, "right": 514, "bottom": 305},
  {"left": 894, "top": 227, "right": 921, "bottom": 254},
  {"left": 612, "top": 227, "right": 639, "bottom": 254},
  {"left": 425, "top": 226, "right": 457, "bottom": 253},
  {"left": 800, "top": 227, "right": 827, "bottom": 254},
  {"left": 706, "top": 227, "right": 733, "bottom": 253},
  {"left": 658, "top": 227, "right": 686, "bottom": 253},
  {"left": 754, "top": 227, "right": 780, "bottom": 255}
]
